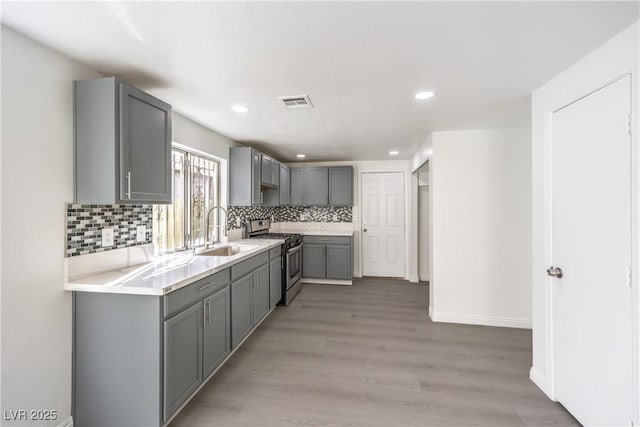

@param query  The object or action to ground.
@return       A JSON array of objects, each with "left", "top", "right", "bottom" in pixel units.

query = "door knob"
[
  {"left": 546, "top": 266, "right": 564, "bottom": 278},
  {"left": 363, "top": 228, "right": 368, "bottom": 232}
]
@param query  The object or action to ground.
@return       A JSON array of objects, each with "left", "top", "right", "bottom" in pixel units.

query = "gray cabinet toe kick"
[{"left": 73, "top": 248, "right": 281, "bottom": 426}]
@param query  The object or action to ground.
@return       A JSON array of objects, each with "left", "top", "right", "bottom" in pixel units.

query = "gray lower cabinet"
[
  {"left": 302, "top": 243, "right": 326, "bottom": 278},
  {"left": 326, "top": 245, "right": 352, "bottom": 279},
  {"left": 303, "top": 236, "right": 353, "bottom": 280},
  {"left": 230, "top": 252, "right": 272, "bottom": 349},
  {"left": 202, "top": 287, "right": 230, "bottom": 378},
  {"left": 74, "top": 77, "right": 172, "bottom": 204},
  {"left": 164, "top": 302, "right": 203, "bottom": 420},
  {"left": 231, "top": 274, "right": 253, "bottom": 348},
  {"left": 252, "top": 264, "right": 270, "bottom": 324},
  {"left": 305, "top": 167, "right": 329, "bottom": 205},
  {"left": 270, "top": 256, "right": 282, "bottom": 307}
]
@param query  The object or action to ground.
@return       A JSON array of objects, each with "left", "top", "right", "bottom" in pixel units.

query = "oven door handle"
[{"left": 287, "top": 244, "right": 302, "bottom": 255}]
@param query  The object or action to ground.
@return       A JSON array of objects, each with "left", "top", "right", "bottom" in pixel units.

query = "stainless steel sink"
[{"left": 196, "top": 245, "right": 257, "bottom": 257}]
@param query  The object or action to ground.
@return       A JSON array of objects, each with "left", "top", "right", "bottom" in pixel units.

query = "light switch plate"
[
  {"left": 236, "top": 217, "right": 241, "bottom": 228},
  {"left": 101, "top": 228, "right": 114, "bottom": 247},
  {"left": 136, "top": 225, "right": 146, "bottom": 242}
]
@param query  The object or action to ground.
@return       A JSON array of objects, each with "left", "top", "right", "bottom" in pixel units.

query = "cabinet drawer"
[
  {"left": 303, "top": 235, "right": 352, "bottom": 245},
  {"left": 164, "top": 269, "right": 230, "bottom": 318},
  {"left": 269, "top": 246, "right": 282, "bottom": 259},
  {"left": 231, "top": 252, "right": 269, "bottom": 281}
]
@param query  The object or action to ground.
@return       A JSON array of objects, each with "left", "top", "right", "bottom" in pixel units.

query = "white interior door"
[
  {"left": 551, "top": 75, "right": 633, "bottom": 425},
  {"left": 362, "top": 172, "right": 405, "bottom": 277}
]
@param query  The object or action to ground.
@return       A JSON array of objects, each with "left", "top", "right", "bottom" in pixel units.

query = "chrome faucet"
[{"left": 204, "top": 206, "right": 228, "bottom": 249}]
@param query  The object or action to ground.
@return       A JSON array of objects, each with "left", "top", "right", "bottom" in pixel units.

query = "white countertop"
[
  {"left": 65, "top": 239, "right": 284, "bottom": 296},
  {"left": 271, "top": 221, "right": 354, "bottom": 237}
]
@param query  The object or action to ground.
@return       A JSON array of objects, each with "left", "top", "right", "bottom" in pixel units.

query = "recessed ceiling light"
[
  {"left": 296, "top": 154, "right": 306, "bottom": 158},
  {"left": 389, "top": 150, "right": 399, "bottom": 156},
  {"left": 231, "top": 104, "right": 250, "bottom": 113},
  {"left": 415, "top": 91, "right": 435, "bottom": 100}
]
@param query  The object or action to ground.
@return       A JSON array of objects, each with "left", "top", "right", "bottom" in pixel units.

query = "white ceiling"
[{"left": 2, "top": 2, "right": 638, "bottom": 161}]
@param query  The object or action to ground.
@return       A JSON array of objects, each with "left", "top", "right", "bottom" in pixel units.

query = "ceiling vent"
[{"left": 278, "top": 94, "right": 313, "bottom": 109}]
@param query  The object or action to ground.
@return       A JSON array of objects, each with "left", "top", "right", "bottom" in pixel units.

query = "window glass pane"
[
  {"left": 152, "top": 150, "right": 186, "bottom": 252},
  {"left": 190, "top": 154, "right": 219, "bottom": 248}
]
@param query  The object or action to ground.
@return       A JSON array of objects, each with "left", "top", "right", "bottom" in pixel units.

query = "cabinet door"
[
  {"left": 231, "top": 274, "right": 253, "bottom": 348},
  {"left": 163, "top": 303, "right": 202, "bottom": 421},
  {"left": 252, "top": 151, "right": 262, "bottom": 205},
  {"left": 253, "top": 264, "right": 270, "bottom": 325},
  {"left": 119, "top": 83, "right": 172, "bottom": 204},
  {"left": 280, "top": 166, "right": 290, "bottom": 205},
  {"left": 305, "top": 167, "right": 329, "bottom": 205},
  {"left": 261, "top": 156, "right": 272, "bottom": 185},
  {"left": 326, "top": 245, "right": 352, "bottom": 279},
  {"left": 269, "top": 257, "right": 282, "bottom": 308},
  {"left": 202, "top": 287, "right": 230, "bottom": 379},
  {"left": 303, "top": 244, "right": 326, "bottom": 278},
  {"left": 329, "top": 167, "right": 353, "bottom": 206},
  {"left": 290, "top": 168, "right": 305, "bottom": 206},
  {"left": 271, "top": 160, "right": 280, "bottom": 186}
]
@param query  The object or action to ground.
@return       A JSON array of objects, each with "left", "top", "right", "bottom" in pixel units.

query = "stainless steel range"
[{"left": 246, "top": 218, "right": 302, "bottom": 305}]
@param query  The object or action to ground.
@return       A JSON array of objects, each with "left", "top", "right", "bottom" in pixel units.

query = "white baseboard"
[
  {"left": 302, "top": 278, "right": 352, "bottom": 286},
  {"left": 530, "top": 367, "right": 555, "bottom": 401},
  {"left": 430, "top": 311, "right": 532, "bottom": 329},
  {"left": 57, "top": 416, "right": 73, "bottom": 427}
]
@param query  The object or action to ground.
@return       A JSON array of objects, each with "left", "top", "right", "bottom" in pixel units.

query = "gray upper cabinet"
[
  {"left": 305, "top": 167, "right": 329, "bottom": 205},
  {"left": 329, "top": 167, "right": 354, "bottom": 206},
  {"left": 202, "top": 287, "right": 230, "bottom": 379},
  {"left": 163, "top": 302, "right": 202, "bottom": 421},
  {"left": 252, "top": 264, "right": 270, "bottom": 325},
  {"left": 74, "top": 77, "right": 172, "bottom": 204},
  {"left": 271, "top": 160, "right": 280, "bottom": 186},
  {"left": 261, "top": 155, "right": 272, "bottom": 185},
  {"left": 291, "top": 168, "right": 305, "bottom": 206},
  {"left": 229, "top": 147, "right": 262, "bottom": 206},
  {"left": 279, "top": 165, "right": 290, "bottom": 205}
]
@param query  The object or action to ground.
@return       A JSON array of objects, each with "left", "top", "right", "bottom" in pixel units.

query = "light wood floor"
[{"left": 170, "top": 278, "right": 578, "bottom": 426}]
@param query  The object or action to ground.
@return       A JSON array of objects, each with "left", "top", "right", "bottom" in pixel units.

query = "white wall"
[
  {"left": 290, "top": 160, "right": 415, "bottom": 280},
  {"left": 430, "top": 128, "right": 532, "bottom": 328},
  {"left": 531, "top": 21, "right": 640, "bottom": 419},
  {"left": 0, "top": 26, "right": 237, "bottom": 424}
]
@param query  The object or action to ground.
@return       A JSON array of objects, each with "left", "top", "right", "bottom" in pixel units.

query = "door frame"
[
  {"left": 359, "top": 169, "right": 411, "bottom": 280},
  {"left": 533, "top": 58, "right": 639, "bottom": 424}
]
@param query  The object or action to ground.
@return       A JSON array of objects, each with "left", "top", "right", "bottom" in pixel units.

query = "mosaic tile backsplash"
[
  {"left": 228, "top": 206, "right": 352, "bottom": 230},
  {"left": 66, "top": 204, "right": 152, "bottom": 257}
]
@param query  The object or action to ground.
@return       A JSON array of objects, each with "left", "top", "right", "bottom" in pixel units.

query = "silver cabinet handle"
[
  {"left": 547, "top": 266, "right": 564, "bottom": 278},
  {"left": 125, "top": 171, "right": 132, "bottom": 199},
  {"left": 208, "top": 301, "right": 211, "bottom": 324},
  {"left": 199, "top": 282, "right": 214, "bottom": 291}
]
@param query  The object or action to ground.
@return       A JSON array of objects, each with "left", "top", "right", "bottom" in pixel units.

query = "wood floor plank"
[{"left": 169, "top": 279, "right": 577, "bottom": 427}]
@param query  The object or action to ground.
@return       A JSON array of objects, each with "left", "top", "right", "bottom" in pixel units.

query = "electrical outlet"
[
  {"left": 299, "top": 213, "right": 305, "bottom": 221},
  {"left": 101, "top": 228, "right": 114, "bottom": 247},
  {"left": 136, "top": 225, "right": 146, "bottom": 242},
  {"left": 333, "top": 213, "right": 338, "bottom": 221},
  {"left": 236, "top": 217, "right": 241, "bottom": 228}
]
